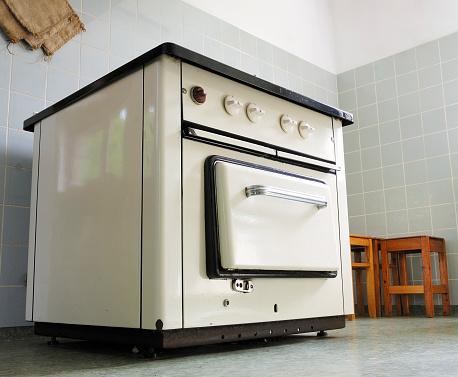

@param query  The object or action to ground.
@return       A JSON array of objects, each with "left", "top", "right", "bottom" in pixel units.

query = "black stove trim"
[
  {"left": 204, "top": 155, "right": 338, "bottom": 280},
  {"left": 24, "top": 43, "right": 353, "bottom": 132},
  {"left": 182, "top": 120, "right": 339, "bottom": 170},
  {"left": 34, "top": 315, "right": 345, "bottom": 349}
]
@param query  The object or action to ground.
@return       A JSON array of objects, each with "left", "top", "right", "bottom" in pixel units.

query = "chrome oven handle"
[{"left": 245, "top": 185, "right": 327, "bottom": 209}]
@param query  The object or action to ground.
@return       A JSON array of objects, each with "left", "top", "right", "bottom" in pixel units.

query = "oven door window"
[{"left": 204, "top": 155, "right": 340, "bottom": 279}]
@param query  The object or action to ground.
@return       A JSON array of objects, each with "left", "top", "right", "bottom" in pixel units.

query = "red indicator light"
[{"left": 191, "top": 86, "right": 206, "bottom": 104}]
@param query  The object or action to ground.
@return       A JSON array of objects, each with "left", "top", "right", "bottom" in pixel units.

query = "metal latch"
[{"left": 232, "top": 279, "right": 254, "bottom": 293}]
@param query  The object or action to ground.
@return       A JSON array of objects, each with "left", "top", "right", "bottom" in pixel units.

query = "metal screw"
[
  {"left": 223, "top": 299, "right": 230, "bottom": 307},
  {"left": 182, "top": 88, "right": 187, "bottom": 94}
]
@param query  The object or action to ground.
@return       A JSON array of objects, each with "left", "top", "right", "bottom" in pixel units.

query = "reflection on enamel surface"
[{"left": 56, "top": 108, "right": 129, "bottom": 192}]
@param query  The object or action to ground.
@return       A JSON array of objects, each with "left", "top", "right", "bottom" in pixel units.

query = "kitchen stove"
[{"left": 24, "top": 43, "right": 353, "bottom": 350}]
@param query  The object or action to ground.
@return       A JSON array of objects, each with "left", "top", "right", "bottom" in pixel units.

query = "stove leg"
[
  {"left": 317, "top": 331, "right": 328, "bottom": 337},
  {"left": 47, "top": 336, "right": 60, "bottom": 345},
  {"left": 143, "top": 347, "right": 158, "bottom": 358}
]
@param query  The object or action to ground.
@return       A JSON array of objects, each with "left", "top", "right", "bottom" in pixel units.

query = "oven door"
[
  {"left": 182, "top": 134, "right": 344, "bottom": 328},
  {"left": 204, "top": 155, "right": 339, "bottom": 279}
]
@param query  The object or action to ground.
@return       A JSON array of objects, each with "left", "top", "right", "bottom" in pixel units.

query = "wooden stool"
[
  {"left": 381, "top": 236, "right": 451, "bottom": 318},
  {"left": 347, "top": 235, "right": 381, "bottom": 320}
]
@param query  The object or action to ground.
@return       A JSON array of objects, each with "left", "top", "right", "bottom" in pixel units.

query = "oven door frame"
[{"left": 204, "top": 154, "right": 339, "bottom": 280}]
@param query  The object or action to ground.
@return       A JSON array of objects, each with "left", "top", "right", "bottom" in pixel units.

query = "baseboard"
[{"left": 352, "top": 304, "right": 458, "bottom": 317}]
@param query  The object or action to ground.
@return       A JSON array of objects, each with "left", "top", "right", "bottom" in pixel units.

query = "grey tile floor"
[{"left": 1, "top": 317, "right": 458, "bottom": 376}]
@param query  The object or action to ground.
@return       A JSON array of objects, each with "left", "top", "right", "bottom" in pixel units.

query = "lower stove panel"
[{"left": 34, "top": 315, "right": 345, "bottom": 349}]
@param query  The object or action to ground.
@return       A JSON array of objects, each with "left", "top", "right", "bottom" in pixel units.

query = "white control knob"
[
  {"left": 298, "top": 121, "right": 315, "bottom": 139},
  {"left": 280, "top": 115, "right": 297, "bottom": 133},
  {"left": 246, "top": 103, "right": 265, "bottom": 123},
  {"left": 224, "top": 95, "right": 244, "bottom": 116}
]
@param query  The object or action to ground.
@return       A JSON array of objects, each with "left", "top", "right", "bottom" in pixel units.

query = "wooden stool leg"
[
  {"left": 438, "top": 239, "right": 451, "bottom": 316},
  {"left": 366, "top": 241, "right": 376, "bottom": 318},
  {"left": 381, "top": 241, "right": 392, "bottom": 317},
  {"left": 421, "top": 236, "right": 434, "bottom": 318},
  {"left": 354, "top": 251, "right": 365, "bottom": 317},
  {"left": 391, "top": 254, "right": 402, "bottom": 316},
  {"left": 372, "top": 239, "right": 382, "bottom": 317},
  {"left": 348, "top": 241, "right": 356, "bottom": 321},
  {"left": 398, "top": 253, "right": 410, "bottom": 316}
]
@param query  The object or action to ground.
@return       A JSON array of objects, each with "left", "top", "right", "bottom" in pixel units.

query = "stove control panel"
[{"left": 182, "top": 63, "right": 336, "bottom": 162}]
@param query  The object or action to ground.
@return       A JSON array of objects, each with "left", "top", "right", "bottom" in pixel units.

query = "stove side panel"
[
  {"left": 26, "top": 123, "right": 41, "bottom": 321},
  {"left": 29, "top": 69, "right": 144, "bottom": 327},
  {"left": 334, "top": 120, "right": 354, "bottom": 315}
]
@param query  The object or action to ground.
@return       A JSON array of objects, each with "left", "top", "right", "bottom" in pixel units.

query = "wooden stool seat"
[
  {"left": 381, "top": 236, "right": 451, "bottom": 318},
  {"left": 347, "top": 235, "right": 382, "bottom": 320}
]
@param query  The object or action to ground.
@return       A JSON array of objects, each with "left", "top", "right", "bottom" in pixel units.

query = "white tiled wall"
[
  {"left": 0, "top": 0, "right": 338, "bottom": 327},
  {"left": 340, "top": 32, "right": 458, "bottom": 307}
]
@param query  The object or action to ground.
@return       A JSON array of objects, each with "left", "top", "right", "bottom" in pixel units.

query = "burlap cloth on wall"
[{"left": 0, "top": 0, "right": 85, "bottom": 56}]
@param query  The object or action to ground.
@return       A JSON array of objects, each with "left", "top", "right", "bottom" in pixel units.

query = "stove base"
[{"left": 34, "top": 315, "right": 345, "bottom": 349}]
